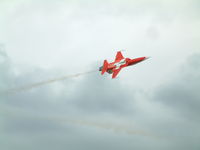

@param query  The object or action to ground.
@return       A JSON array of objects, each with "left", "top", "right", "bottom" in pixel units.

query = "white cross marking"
[{"left": 114, "top": 59, "right": 126, "bottom": 69}]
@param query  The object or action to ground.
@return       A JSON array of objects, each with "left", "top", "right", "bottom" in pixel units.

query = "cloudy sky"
[{"left": 0, "top": 0, "right": 200, "bottom": 150}]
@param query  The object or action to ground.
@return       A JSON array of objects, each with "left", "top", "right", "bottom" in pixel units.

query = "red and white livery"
[{"left": 99, "top": 51, "right": 148, "bottom": 78}]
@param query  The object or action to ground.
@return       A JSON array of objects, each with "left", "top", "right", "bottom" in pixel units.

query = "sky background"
[{"left": 0, "top": 0, "right": 200, "bottom": 150}]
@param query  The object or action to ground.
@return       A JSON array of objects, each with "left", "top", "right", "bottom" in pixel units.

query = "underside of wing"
[
  {"left": 112, "top": 68, "right": 122, "bottom": 79},
  {"left": 115, "top": 51, "right": 124, "bottom": 61}
]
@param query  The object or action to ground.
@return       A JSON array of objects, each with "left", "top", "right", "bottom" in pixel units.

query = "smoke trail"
[
  {"left": 1, "top": 70, "right": 97, "bottom": 96},
  {"left": 55, "top": 118, "right": 158, "bottom": 138},
  {"left": 1, "top": 107, "right": 156, "bottom": 138},
  {"left": 0, "top": 104, "right": 159, "bottom": 138}
]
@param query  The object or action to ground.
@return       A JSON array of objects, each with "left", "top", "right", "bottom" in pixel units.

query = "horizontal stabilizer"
[{"left": 112, "top": 68, "right": 121, "bottom": 78}]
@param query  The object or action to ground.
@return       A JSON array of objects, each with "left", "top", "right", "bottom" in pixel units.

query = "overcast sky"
[{"left": 0, "top": 0, "right": 200, "bottom": 150}]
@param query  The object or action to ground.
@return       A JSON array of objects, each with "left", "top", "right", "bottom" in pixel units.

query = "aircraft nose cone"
[
  {"left": 138, "top": 57, "right": 146, "bottom": 61},
  {"left": 144, "top": 57, "right": 150, "bottom": 60}
]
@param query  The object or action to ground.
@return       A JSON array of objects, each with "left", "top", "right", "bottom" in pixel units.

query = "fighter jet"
[{"left": 99, "top": 51, "right": 148, "bottom": 78}]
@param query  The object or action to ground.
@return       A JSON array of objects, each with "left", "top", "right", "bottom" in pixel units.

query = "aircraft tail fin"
[{"left": 101, "top": 60, "right": 108, "bottom": 75}]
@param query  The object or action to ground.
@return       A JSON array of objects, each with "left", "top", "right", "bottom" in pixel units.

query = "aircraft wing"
[
  {"left": 115, "top": 51, "right": 124, "bottom": 61},
  {"left": 112, "top": 68, "right": 122, "bottom": 79}
]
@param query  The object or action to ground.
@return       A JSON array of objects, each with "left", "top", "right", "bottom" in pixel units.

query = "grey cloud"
[
  {"left": 153, "top": 54, "right": 200, "bottom": 121},
  {"left": 0, "top": 45, "right": 13, "bottom": 90},
  {"left": 68, "top": 72, "right": 135, "bottom": 115}
]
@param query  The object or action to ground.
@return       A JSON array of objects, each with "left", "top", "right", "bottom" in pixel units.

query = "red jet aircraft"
[{"left": 99, "top": 51, "right": 148, "bottom": 78}]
